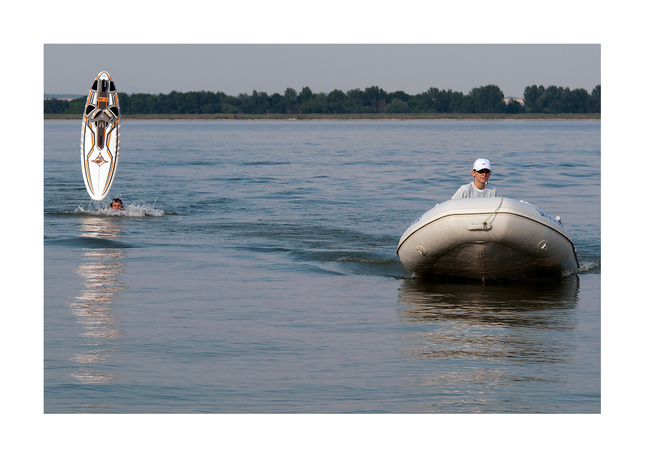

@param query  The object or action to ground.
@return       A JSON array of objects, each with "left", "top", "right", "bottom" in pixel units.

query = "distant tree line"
[{"left": 45, "top": 84, "right": 600, "bottom": 116}]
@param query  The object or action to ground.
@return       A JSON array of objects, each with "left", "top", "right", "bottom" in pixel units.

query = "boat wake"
[{"left": 578, "top": 260, "right": 600, "bottom": 273}]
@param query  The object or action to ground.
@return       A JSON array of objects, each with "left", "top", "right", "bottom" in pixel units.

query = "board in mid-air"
[{"left": 80, "top": 71, "right": 120, "bottom": 200}]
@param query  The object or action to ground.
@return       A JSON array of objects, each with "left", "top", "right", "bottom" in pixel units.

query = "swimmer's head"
[{"left": 110, "top": 198, "right": 123, "bottom": 210}]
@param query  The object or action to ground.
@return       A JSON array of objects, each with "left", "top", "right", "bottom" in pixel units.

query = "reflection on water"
[
  {"left": 398, "top": 276, "right": 580, "bottom": 329},
  {"left": 67, "top": 217, "right": 127, "bottom": 384},
  {"left": 396, "top": 277, "right": 581, "bottom": 412}
]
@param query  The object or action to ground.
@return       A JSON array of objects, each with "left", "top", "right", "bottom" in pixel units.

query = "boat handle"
[{"left": 467, "top": 222, "right": 492, "bottom": 231}]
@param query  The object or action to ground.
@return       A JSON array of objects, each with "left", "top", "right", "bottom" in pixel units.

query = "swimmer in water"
[{"left": 110, "top": 198, "right": 123, "bottom": 210}]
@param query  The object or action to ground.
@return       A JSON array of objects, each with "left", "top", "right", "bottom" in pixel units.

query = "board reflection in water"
[{"left": 67, "top": 217, "right": 127, "bottom": 384}]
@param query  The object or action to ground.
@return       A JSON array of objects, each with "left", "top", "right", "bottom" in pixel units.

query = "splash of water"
[
  {"left": 74, "top": 202, "right": 164, "bottom": 217},
  {"left": 578, "top": 261, "right": 600, "bottom": 273}
]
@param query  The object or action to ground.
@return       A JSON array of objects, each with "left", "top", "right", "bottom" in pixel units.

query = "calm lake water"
[{"left": 44, "top": 120, "right": 600, "bottom": 413}]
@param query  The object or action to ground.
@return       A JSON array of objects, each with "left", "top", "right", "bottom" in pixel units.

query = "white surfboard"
[{"left": 80, "top": 71, "right": 120, "bottom": 200}]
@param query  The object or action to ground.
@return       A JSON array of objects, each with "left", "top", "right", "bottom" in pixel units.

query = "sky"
[{"left": 44, "top": 44, "right": 599, "bottom": 99}]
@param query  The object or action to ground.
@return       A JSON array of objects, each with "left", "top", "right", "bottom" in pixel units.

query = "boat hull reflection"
[{"left": 397, "top": 276, "right": 580, "bottom": 362}]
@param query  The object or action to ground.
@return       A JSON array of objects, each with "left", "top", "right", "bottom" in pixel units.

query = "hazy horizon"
[{"left": 44, "top": 44, "right": 600, "bottom": 100}]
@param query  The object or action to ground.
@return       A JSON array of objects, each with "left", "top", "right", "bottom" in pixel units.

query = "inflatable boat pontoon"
[{"left": 397, "top": 197, "right": 579, "bottom": 281}]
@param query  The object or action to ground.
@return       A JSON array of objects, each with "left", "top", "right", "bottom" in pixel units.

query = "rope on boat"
[{"left": 482, "top": 196, "right": 504, "bottom": 229}]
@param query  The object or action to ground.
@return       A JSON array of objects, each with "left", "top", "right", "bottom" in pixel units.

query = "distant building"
[
  {"left": 44, "top": 94, "right": 83, "bottom": 101},
  {"left": 504, "top": 98, "right": 525, "bottom": 105}
]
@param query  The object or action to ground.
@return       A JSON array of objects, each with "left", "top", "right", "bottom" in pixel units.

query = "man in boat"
[{"left": 451, "top": 158, "right": 497, "bottom": 199}]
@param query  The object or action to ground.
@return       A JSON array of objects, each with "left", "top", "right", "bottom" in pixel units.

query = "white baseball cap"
[{"left": 473, "top": 158, "right": 492, "bottom": 172}]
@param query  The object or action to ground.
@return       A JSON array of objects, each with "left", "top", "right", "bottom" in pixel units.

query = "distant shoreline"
[{"left": 45, "top": 113, "right": 600, "bottom": 121}]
